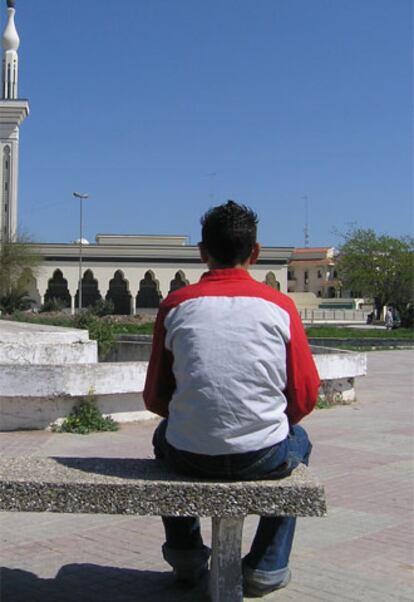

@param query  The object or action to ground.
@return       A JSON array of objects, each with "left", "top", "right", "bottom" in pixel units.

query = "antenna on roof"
[{"left": 302, "top": 195, "right": 310, "bottom": 247}]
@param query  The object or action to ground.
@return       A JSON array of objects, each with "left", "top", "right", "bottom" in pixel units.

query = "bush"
[
  {"left": 53, "top": 390, "right": 119, "bottom": 434},
  {"left": 90, "top": 298, "right": 114, "bottom": 317},
  {"left": 400, "top": 305, "right": 414, "bottom": 328},
  {"left": 0, "top": 288, "right": 33, "bottom": 314},
  {"left": 73, "top": 311, "right": 115, "bottom": 358},
  {"left": 40, "top": 297, "right": 68, "bottom": 313}
]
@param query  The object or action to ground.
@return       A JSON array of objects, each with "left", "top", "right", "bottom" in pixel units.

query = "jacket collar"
[{"left": 201, "top": 268, "right": 253, "bottom": 281}]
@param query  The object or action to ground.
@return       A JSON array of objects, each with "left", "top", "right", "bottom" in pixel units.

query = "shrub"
[
  {"left": 40, "top": 297, "right": 68, "bottom": 313},
  {"left": 0, "top": 288, "right": 33, "bottom": 314},
  {"left": 400, "top": 304, "right": 414, "bottom": 328},
  {"left": 73, "top": 312, "right": 115, "bottom": 358},
  {"left": 90, "top": 298, "right": 114, "bottom": 317}
]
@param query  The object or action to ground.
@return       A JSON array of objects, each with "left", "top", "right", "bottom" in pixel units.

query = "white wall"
[{"left": 31, "top": 261, "right": 288, "bottom": 314}]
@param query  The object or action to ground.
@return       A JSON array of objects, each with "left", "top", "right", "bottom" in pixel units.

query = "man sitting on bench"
[{"left": 143, "top": 200, "right": 320, "bottom": 597}]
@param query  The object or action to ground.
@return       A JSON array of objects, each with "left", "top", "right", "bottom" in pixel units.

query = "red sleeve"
[
  {"left": 285, "top": 306, "right": 320, "bottom": 424},
  {"left": 143, "top": 306, "right": 176, "bottom": 417}
]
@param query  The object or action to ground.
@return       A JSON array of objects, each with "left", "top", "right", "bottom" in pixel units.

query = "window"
[{"left": 317, "top": 270, "right": 322, "bottom": 279}]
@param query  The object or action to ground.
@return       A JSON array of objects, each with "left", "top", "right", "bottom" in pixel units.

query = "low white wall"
[
  {"left": 0, "top": 338, "right": 367, "bottom": 429},
  {"left": 0, "top": 362, "right": 148, "bottom": 431},
  {"left": 0, "top": 341, "right": 98, "bottom": 365},
  {"left": 313, "top": 350, "right": 367, "bottom": 381},
  {"left": 0, "top": 362, "right": 147, "bottom": 397},
  {"left": 0, "top": 393, "right": 153, "bottom": 431},
  {"left": 313, "top": 348, "right": 367, "bottom": 402},
  {"left": 0, "top": 321, "right": 97, "bottom": 364}
]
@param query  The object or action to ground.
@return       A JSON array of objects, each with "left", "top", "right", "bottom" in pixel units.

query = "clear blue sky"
[{"left": 8, "top": 0, "right": 413, "bottom": 247}]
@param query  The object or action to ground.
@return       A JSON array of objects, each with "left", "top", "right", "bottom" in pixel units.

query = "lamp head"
[{"left": 7, "top": 1, "right": 16, "bottom": 9}]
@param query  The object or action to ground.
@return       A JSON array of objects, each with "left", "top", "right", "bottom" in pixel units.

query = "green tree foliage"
[
  {"left": 0, "top": 238, "right": 40, "bottom": 314},
  {"left": 336, "top": 228, "right": 414, "bottom": 320}
]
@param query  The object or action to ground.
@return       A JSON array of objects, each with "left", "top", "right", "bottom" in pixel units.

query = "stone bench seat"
[{"left": 0, "top": 457, "right": 326, "bottom": 601}]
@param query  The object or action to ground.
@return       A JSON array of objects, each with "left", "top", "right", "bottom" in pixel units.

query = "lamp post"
[{"left": 73, "top": 192, "right": 89, "bottom": 311}]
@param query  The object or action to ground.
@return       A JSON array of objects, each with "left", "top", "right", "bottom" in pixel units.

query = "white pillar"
[{"left": 130, "top": 295, "right": 136, "bottom": 316}]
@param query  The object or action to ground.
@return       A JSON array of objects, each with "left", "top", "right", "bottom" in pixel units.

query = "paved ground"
[{"left": 0, "top": 350, "right": 413, "bottom": 601}]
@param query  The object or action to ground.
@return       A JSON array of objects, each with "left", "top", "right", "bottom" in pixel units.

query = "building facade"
[
  {"left": 24, "top": 235, "right": 292, "bottom": 314},
  {"left": 287, "top": 247, "right": 341, "bottom": 298}
]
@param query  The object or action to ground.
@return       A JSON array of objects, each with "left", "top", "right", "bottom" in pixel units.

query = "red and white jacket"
[{"left": 144, "top": 268, "right": 320, "bottom": 455}]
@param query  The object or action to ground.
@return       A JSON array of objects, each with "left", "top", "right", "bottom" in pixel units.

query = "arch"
[
  {"left": 105, "top": 270, "right": 132, "bottom": 315},
  {"left": 44, "top": 269, "right": 71, "bottom": 308},
  {"left": 168, "top": 270, "right": 189, "bottom": 295},
  {"left": 75, "top": 269, "right": 102, "bottom": 309},
  {"left": 136, "top": 270, "right": 163, "bottom": 309},
  {"left": 264, "top": 272, "right": 280, "bottom": 291}
]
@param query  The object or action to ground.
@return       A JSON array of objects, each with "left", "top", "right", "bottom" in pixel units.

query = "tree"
[
  {"left": 0, "top": 237, "right": 41, "bottom": 314},
  {"left": 336, "top": 227, "right": 414, "bottom": 319}
]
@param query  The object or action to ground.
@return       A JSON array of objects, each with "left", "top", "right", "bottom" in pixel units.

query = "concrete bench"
[{"left": 0, "top": 457, "right": 326, "bottom": 601}]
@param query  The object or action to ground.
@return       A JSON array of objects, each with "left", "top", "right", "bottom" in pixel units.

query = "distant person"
[
  {"left": 366, "top": 311, "right": 375, "bottom": 325},
  {"left": 144, "top": 200, "right": 320, "bottom": 596},
  {"left": 385, "top": 307, "right": 394, "bottom": 330}
]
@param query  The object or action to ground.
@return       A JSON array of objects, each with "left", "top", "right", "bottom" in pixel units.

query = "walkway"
[{"left": 0, "top": 350, "right": 413, "bottom": 601}]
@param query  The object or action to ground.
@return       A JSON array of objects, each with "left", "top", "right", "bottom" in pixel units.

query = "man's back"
[{"left": 144, "top": 268, "right": 319, "bottom": 455}]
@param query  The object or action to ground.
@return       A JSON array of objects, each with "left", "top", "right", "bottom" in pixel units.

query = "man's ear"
[
  {"left": 249, "top": 243, "right": 261, "bottom": 265},
  {"left": 198, "top": 243, "right": 209, "bottom": 264}
]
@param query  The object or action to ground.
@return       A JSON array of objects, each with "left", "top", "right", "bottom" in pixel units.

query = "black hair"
[{"left": 200, "top": 200, "right": 258, "bottom": 266}]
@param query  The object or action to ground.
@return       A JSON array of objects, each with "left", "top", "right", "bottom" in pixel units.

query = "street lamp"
[{"left": 73, "top": 192, "right": 89, "bottom": 311}]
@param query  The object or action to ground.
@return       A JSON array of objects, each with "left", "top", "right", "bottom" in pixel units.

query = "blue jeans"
[{"left": 153, "top": 419, "right": 312, "bottom": 579}]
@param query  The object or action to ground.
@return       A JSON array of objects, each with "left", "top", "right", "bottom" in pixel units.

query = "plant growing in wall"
[{"left": 53, "top": 389, "right": 119, "bottom": 434}]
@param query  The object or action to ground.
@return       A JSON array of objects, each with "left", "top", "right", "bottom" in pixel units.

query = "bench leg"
[{"left": 209, "top": 516, "right": 244, "bottom": 602}]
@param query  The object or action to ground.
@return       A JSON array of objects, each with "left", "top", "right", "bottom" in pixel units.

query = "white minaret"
[{"left": 0, "top": 0, "right": 29, "bottom": 242}]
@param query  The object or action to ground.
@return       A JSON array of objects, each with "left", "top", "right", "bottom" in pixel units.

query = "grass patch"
[
  {"left": 306, "top": 326, "right": 414, "bottom": 339},
  {"left": 112, "top": 322, "right": 154, "bottom": 335},
  {"left": 2, "top": 311, "right": 74, "bottom": 328}
]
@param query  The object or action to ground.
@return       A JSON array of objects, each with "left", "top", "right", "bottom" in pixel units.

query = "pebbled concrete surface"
[{"left": 0, "top": 458, "right": 326, "bottom": 517}]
